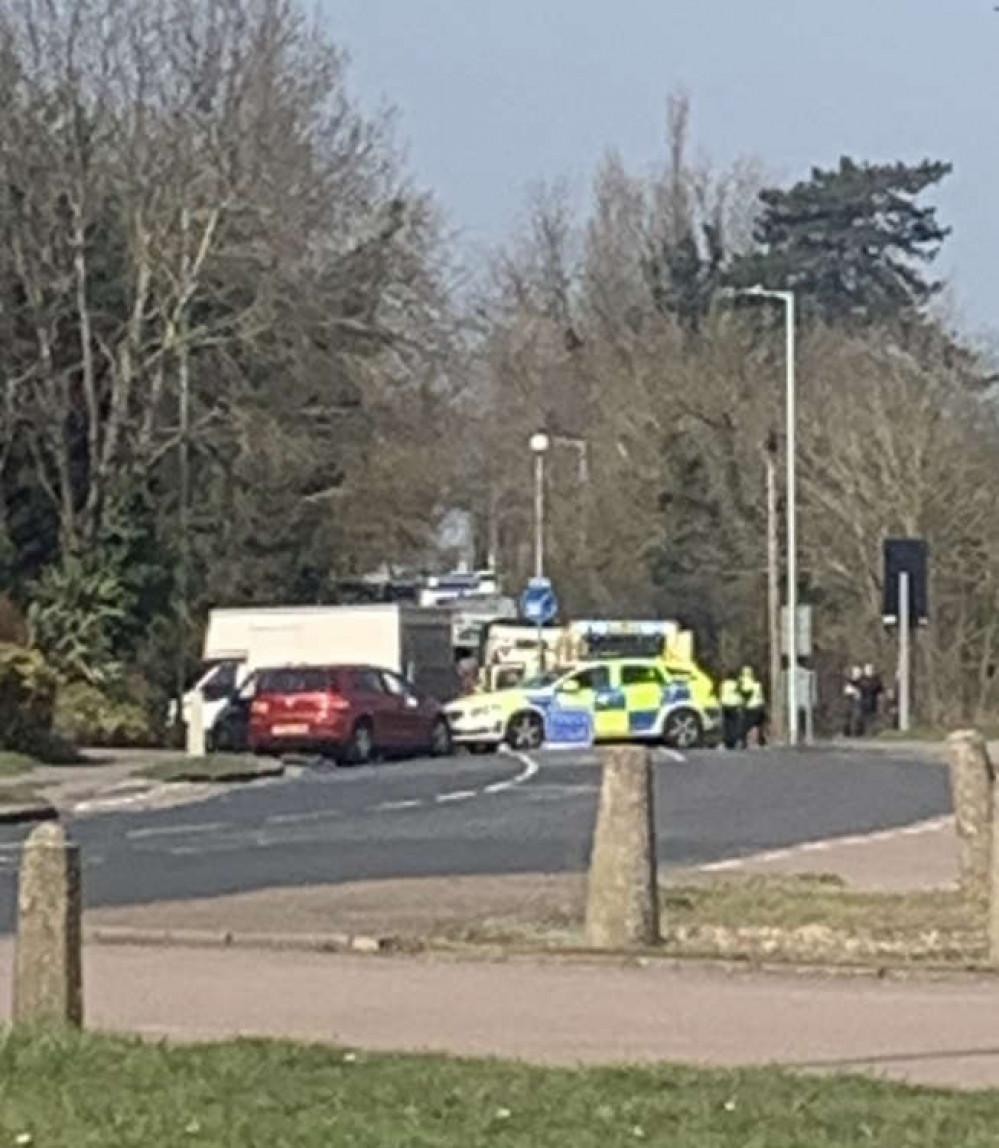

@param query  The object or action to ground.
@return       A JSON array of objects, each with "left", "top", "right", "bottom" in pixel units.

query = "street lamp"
[
  {"left": 529, "top": 431, "right": 550, "bottom": 580},
  {"left": 733, "top": 285, "right": 798, "bottom": 745}
]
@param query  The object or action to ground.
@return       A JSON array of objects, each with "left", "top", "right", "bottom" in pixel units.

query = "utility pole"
[
  {"left": 765, "top": 440, "right": 782, "bottom": 741},
  {"left": 175, "top": 205, "right": 191, "bottom": 727},
  {"left": 898, "top": 571, "right": 911, "bottom": 732}
]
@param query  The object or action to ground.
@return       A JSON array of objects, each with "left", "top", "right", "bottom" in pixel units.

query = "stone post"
[
  {"left": 946, "top": 730, "right": 994, "bottom": 913},
  {"left": 585, "top": 745, "right": 660, "bottom": 948},
  {"left": 13, "top": 821, "right": 83, "bottom": 1027},
  {"left": 186, "top": 690, "right": 206, "bottom": 757}
]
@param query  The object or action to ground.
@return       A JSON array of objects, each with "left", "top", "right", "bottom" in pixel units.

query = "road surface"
[{"left": 0, "top": 746, "right": 950, "bottom": 931}]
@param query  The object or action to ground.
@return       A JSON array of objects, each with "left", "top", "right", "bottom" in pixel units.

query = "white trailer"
[{"left": 183, "top": 604, "right": 458, "bottom": 731}]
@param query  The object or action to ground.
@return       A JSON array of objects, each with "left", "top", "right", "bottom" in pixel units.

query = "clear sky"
[{"left": 321, "top": 0, "right": 998, "bottom": 336}]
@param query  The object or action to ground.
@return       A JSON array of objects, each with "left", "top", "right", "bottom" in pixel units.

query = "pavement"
[{"left": 1, "top": 939, "right": 997, "bottom": 1089}]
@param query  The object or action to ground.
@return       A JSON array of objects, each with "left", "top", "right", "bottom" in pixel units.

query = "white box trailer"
[{"left": 184, "top": 604, "right": 458, "bottom": 731}]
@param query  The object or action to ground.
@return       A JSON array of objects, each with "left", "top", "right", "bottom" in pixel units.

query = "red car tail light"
[
  {"left": 319, "top": 692, "right": 351, "bottom": 714},
  {"left": 251, "top": 698, "right": 270, "bottom": 717}
]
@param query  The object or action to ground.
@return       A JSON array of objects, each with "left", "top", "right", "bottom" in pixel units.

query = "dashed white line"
[
  {"left": 435, "top": 790, "right": 476, "bottom": 804},
  {"left": 127, "top": 821, "right": 227, "bottom": 841},
  {"left": 660, "top": 749, "right": 687, "bottom": 763},
  {"left": 265, "top": 810, "right": 343, "bottom": 826},
  {"left": 374, "top": 799, "right": 424, "bottom": 812}
]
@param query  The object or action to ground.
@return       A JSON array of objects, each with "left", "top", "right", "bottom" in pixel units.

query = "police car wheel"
[
  {"left": 663, "top": 708, "right": 703, "bottom": 750},
  {"left": 505, "top": 711, "right": 544, "bottom": 751}
]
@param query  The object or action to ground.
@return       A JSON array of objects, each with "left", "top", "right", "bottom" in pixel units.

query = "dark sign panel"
[{"left": 882, "top": 538, "right": 929, "bottom": 626}]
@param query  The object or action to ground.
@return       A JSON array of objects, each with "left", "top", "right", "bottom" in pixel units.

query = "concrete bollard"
[
  {"left": 585, "top": 745, "right": 660, "bottom": 949},
  {"left": 13, "top": 821, "right": 83, "bottom": 1028},
  {"left": 186, "top": 690, "right": 206, "bottom": 757},
  {"left": 946, "top": 730, "right": 994, "bottom": 913}
]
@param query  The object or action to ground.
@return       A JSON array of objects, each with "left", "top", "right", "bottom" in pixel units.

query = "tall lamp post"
[
  {"left": 529, "top": 431, "right": 550, "bottom": 579},
  {"left": 735, "top": 285, "right": 798, "bottom": 745},
  {"left": 529, "top": 431, "right": 550, "bottom": 672}
]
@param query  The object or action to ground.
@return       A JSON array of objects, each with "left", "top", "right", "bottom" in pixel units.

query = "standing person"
[
  {"left": 719, "top": 672, "right": 744, "bottom": 750},
  {"left": 859, "top": 663, "right": 883, "bottom": 735},
  {"left": 843, "top": 666, "right": 863, "bottom": 737},
  {"left": 739, "top": 665, "right": 767, "bottom": 748}
]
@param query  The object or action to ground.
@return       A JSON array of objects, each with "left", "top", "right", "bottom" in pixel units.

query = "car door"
[
  {"left": 554, "top": 664, "right": 626, "bottom": 741},
  {"left": 350, "top": 667, "right": 399, "bottom": 750},
  {"left": 619, "top": 662, "right": 667, "bottom": 738},
  {"left": 379, "top": 669, "right": 430, "bottom": 749}
]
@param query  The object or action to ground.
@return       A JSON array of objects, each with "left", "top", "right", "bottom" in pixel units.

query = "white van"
[{"left": 182, "top": 604, "right": 458, "bottom": 734}]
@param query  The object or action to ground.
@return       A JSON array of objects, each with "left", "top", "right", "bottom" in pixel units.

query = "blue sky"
[{"left": 322, "top": 0, "right": 998, "bottom": 335}]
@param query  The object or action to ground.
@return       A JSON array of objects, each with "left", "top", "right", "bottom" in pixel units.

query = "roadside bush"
[
  {"left": 53, "top": 680, "right": 157, "bottom": 748},
  {"left": 0, "top": 643, "right": 58, "bottom": 754},
  {"left": 0, "top": 596, "right": 27, "bottom": 644}
]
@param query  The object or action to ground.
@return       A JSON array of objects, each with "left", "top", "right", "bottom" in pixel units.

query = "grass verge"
[
  {"left": 0, "top": 753, "right": 35, "bottom": 778},
  {"left": 438, "top": 875, "right": 985, "bottom": 967},
  {"left": 2, "top": 1028, "right": 999, "bottom": 1147},
  {"left": 661, "top": 875, "right": 983, "bottom": 966},
  {"left": 139, "top": 754, "right": 281, "bottom": 784},
  {"left": 0, "top": 783, "right": 45, "bottom": 807}
]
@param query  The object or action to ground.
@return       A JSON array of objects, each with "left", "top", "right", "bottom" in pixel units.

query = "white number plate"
[{"left": 272, "top": 723, "right": 309, "bottom": 736}]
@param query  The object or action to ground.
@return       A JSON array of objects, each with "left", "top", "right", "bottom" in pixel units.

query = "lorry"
[{"left": 181, "top": 604, "right": 459, "bottom": 739}]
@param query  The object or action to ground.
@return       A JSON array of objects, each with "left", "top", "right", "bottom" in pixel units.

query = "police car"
[{"left": 445, "top": 657, "right": 720, "bottom": 752}]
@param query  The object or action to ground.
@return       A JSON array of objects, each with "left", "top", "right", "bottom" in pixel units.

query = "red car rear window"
[{"left": 256, "top": 668, "right": 335, "bottom": 694}]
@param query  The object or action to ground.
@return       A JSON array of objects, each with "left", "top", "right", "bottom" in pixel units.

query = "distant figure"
[
  {"left": 457, "top": 654, "right": 479, "bottom": 696},
  {"left": 739, "top": 665, "right": 766, "bottom": 748},
  {"left": 719, "top": 672, "right": 744, "bottom": 750},
  {"left": 859, "top": 663, "right": 883, "bottom": 735},
  {"left": 843, "top": 665, "right": 864, "bottom": 736}
]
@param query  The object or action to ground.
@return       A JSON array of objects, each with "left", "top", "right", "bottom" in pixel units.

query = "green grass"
[
  {"left": 139, "top": 754, "right": 280, "bottom": 784},
  {"left": 662, "top": 876, "right": 982, "bottom": 965},
  {"left": 437, "top": 876, "right": 984, "bottom": 967},
  {"left": 2, "top": 1028, "right": 999, "bottom": 1147},
  {"left": 0, "top": 753, "right": 36, "bottom": 778}
]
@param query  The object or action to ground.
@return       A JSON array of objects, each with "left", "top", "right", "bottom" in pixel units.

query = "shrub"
[
  {"left": 27, "top": 557, "right": 129, "bottom": 687},
  {"left": 0, "top": 596, "right": 27, "bottom": 645},
  {"left": 0, "top": 643, "right": 58, "bottom": 754},
  {"left": 54, "top": 680, "right": 157, "bottom": 748}
]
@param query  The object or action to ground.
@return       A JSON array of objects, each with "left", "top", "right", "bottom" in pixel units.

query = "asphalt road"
[{"left": 0, "top": 745, "right": 951, "bottom": 932}]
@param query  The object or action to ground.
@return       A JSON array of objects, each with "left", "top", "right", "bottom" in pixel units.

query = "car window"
[
  {"left": 236, "top": 672, "right": 258, "bottom": 700},
  {"left": 352, "top": 668, "right": 387, "bottom": 694},
  {"left": 621, "top": 664, "right": 664, "bottom": 687},
  {"left": 201, "top": 660, "right": 239, "bottom": 701},
  {"left": 256, "top": 668, "right": 332, "bottom": 694},
  {"left": 566, "top": 666, "right": 611, "bottom": 692},
  {"left": 380, "top": 670, "right": 415, "bottom": 697}
]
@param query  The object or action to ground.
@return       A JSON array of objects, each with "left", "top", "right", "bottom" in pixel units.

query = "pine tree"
[{"left": 729, "top": 157, "right": 952, "bottom": 325}]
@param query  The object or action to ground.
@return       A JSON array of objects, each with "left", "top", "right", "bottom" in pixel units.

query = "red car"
[{"left": 249, "top": 664, "right": 452, "bottom": 764}]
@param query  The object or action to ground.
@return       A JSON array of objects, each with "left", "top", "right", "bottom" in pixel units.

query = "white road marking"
[
  {"left": 127, "top": 821, "right": 227, "bottom": 841},
  {"left": 660, "top": 749, "right": 687, "bottom": 763},
  {"left": 485, "top": 749, "right": 540, "bottom": 794},
  {"left": 265, "top": 810, "right": 343, "bottom": 826},
  {"left": 435, "top": 790, "right": 476, "bottom": 804},
  {"left": 697, "top": 815, "right": 955, "bottom": 875},
  {"left": 755, "top": 848, "right": 794, "bottom": 863},
  {"left": 374, "top": 799, "right": 424, "bottom": 812}
]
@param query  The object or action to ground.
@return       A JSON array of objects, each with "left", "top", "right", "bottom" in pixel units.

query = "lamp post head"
[{"left": 529, "top": 432, "right": 550, "bottom": 455}]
